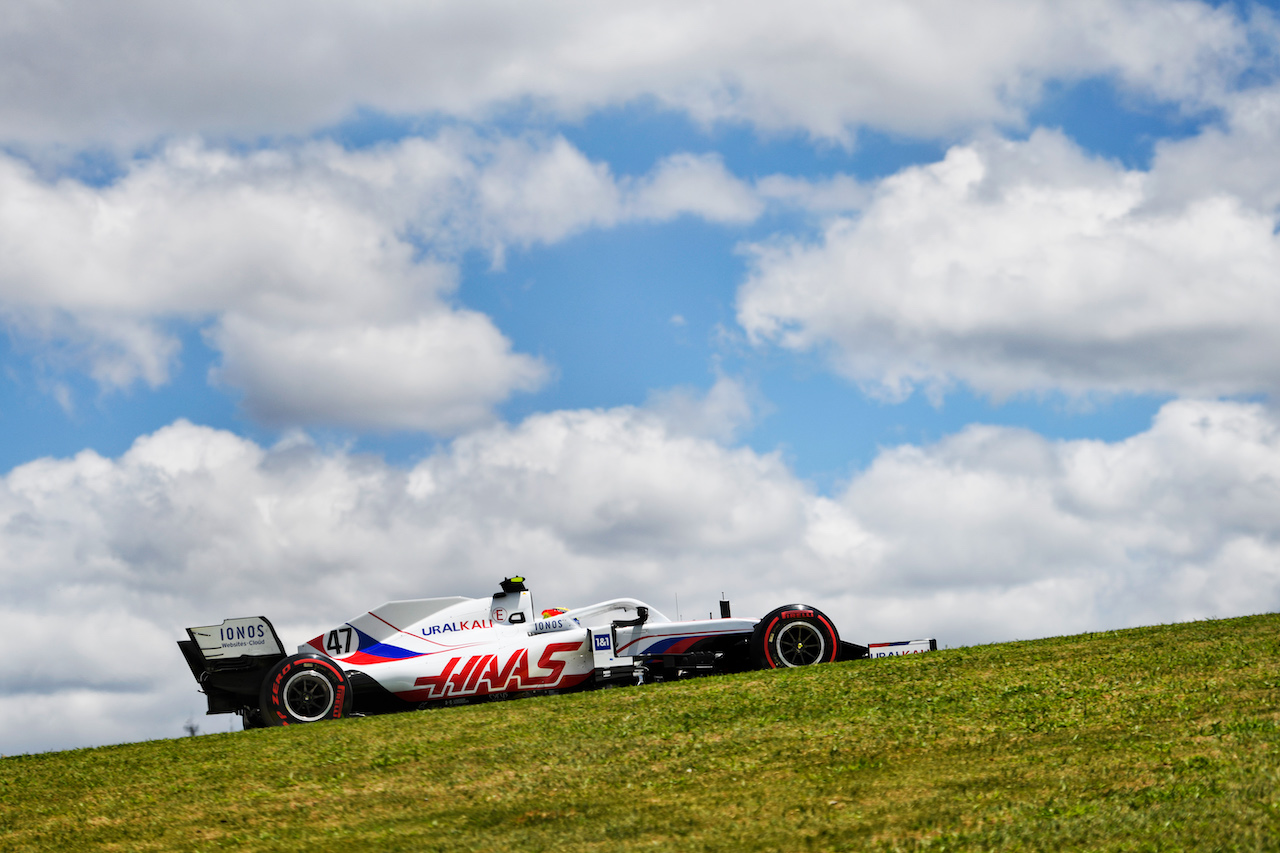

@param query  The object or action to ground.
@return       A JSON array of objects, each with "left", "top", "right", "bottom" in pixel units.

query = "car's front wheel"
[
  {"left": 750, "top": 605, "right": 840, "bottom": 669},
  {"left": 259, "top": 654, "right": 351, "bottom": 726}
]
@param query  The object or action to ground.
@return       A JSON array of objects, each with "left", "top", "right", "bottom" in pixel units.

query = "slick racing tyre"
[
  {"left": 259, "top": 654, "right": 352, "bottom": 726},
  {"left": 750, "top": 605, "right": 840, "bottom": 669}
]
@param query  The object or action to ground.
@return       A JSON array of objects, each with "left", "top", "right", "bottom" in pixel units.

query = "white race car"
[{"left": 178, "top": 577, "right": 935, "bottom": 728}]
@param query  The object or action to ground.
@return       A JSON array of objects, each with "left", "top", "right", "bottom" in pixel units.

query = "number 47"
[{"left": 326, "top": 626, "right": 354, "bottom": 656}]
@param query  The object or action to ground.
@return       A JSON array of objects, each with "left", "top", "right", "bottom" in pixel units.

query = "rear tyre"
[
  {"left": 750, "top": 605, "right": 840, "bottom": 669},
  {"left": 259, "top": 654, "right": 351, "bottom": 726}
]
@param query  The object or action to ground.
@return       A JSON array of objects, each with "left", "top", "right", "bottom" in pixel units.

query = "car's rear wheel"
[
  {"left": 750, "top": 605, "right": 840, "bottom": 669},
  {"left": 259, "top": 654, "right": 351, "bottom": 726}
]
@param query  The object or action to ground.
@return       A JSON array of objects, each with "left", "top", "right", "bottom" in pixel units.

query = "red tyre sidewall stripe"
[
  {"left": 308, "top": 657, "right": 348, "bottom": 720},
  {"left": 270, "top": 661, "right": 293, "bottom": 724},
  {"left": 817, "top": 615, "right": 839, "bottom": 662},
  {"left": 762, "top": 616, "right": 782, "bottom": 668}
]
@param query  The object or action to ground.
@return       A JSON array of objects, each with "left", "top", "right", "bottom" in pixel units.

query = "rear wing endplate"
[
  {"left": 185, "top": 616, "right": 284, "bottom": 662},
  {"left": 177, "top": 616, "right": 287, "bottom": 714}
]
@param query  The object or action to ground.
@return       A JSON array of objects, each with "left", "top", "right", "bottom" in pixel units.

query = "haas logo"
[{"left": 409, "top": 641, "right": 584, "bottom": 700}]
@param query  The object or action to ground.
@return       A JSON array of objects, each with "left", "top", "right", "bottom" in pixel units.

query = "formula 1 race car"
[{"left": 178, "top": 577, "right": 935, "bottom": 728}]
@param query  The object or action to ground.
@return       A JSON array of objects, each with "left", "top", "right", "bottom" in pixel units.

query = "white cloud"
[
  {"left": 209, "top": 313, "right": 547, "bottom": 432},
  {"left": 738, "top": 129, "right": 1280, "bottom": 400},
  {"left": 0, "top": 137, "right": 552, "bottom": 429},
  {"left": 1147, "top": 81, "right": 1280, "bottom": 212},
  {"left": 839, "top": 398, "right": 1280, "bottom": 638},
  {"left": 471, "top": 135, "right": 622, "bottom": 250},
  {"left": 0, "top": 133, "right": 626, "bottom": 320},
  {"left": 756, "top": 172, "right": 869, "bottom": 214},
  {"left": 644, "top": 374, "right": 758, "bottom": 443},
  {"left": 5, "top": 398, "right": 1280, "bottom": 754},
  {"left": 0, "top": 0, "right": 1255, "bottom": 148},
  {"left": 629, "top": 153, "right": 764, "bottom": 223},
  {"left": 0, "top": 132, "right": 767, "bottom": 429}
]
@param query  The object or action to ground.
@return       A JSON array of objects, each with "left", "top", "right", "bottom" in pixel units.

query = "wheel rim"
[
  {"left": 282, "top": 670, "right": 335, "bottom": 722},
  {"left": 775, "top": 621, "right": 824, "bottom": 667}
]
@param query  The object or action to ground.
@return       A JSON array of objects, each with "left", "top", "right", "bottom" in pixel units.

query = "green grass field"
[{"left": 3, "top": 614, "right": 1279, "bottom": 852}]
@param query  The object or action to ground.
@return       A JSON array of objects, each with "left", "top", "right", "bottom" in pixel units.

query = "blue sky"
[{"left": 4, "top": 0, "right": 1280, "bottom": 754}]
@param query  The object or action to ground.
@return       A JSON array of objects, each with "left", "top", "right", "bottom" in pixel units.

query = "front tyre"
[
  {"left": 259, "top": 654, "right": 351, "bottom": 726},
  {"left": 750, "top": 605, "right": 840, "bottom": 669}
]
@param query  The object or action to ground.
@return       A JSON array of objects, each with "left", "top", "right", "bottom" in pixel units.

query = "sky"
[{"left": 4, "top": 0, "right": 1280, "bottom": 755}]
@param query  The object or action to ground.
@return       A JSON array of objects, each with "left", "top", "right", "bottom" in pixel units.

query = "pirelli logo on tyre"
[{"left": 781, "top": 609, "right": 814, "bottom": 619}]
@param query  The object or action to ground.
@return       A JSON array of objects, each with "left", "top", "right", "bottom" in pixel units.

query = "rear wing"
[{"left": 177, "top": 616, "right": 287, "bottom": 715}]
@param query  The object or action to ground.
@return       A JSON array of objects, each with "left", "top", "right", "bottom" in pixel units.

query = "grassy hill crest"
[{"left": 4, "top": 614, "right": 1280, "bottom": 851}]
